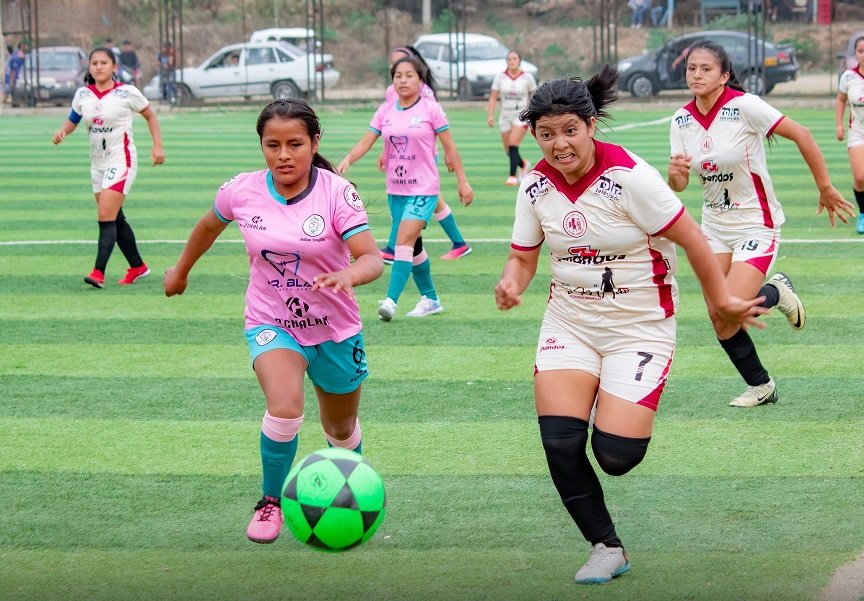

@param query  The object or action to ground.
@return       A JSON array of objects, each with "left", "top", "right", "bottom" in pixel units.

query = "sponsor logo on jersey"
[
  {"left": 701, "top": 160, "right": 718, "bottom": 172},
  {"left": 241, "top": 215, "right": 267, "bottom": 231},
  {"left": 562, "top": 210, "right": 588, "bottom": 239},
  {"left": 699, "top": 172, "right": 734, "bottom": 184},
  {"left": 540, "top": 337, "right": 565, "bottom": 352},
  {"left": 285, "top": 296, "right": 310, "bottom": 318},
  {"left": 593, "top": 176, "right": 622, "bottom": 201},
  {"left": 558, "top": 251, "right": 627, "bottom": 266},
  {"left": 719, "top": 107, "right": 740, "bottom": 121},
  {"left": 275, "top": 314, "right": 330, "bottom": 330},
  {"left": 705, "top": 188, "right": 738, "bottom": 211},
  {"left": 343, "top": 185, "right": 364, "bottom": 211},
  {"left": 262, "top": 250, "right": 301, "bottom": 276},
  {"left": 219, "top": 177, "right": 236, "bottom": 190},
  {"left": 524, "top": 176, "right": 549, "bottom": 203},
  {"left": 302, "top": 214, "right": 326, "bottom": 238},
  {"left": 700, "top": 136, "right": 713, "bottom": 154},
  {"left": 675, "top": 113, "right": 693, "bottom": 128},
  {"left": 255, "top": 329, "right": 277, "bottom": 346},
  {"left": 389, "top": 135, "right": 409, "bottom": 154},
  {"left": 113, "top": 89, "right": 129, "bottom": 98}
]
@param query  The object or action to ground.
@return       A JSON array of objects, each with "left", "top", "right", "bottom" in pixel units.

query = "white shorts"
[
  {"left": 702, "top": 222, "right": 780, "bottom": 275},
  {"left": 498, "top": 109, "right": 528, "bottom": 133},
  {"left": 847, "top": 127, "right": 864, "bottom": 149},
  {"left": 90, "top": 162, "right": 137, "bottom": 194},
  {"left": 535, "top": 311, "right": 676, "bottom": 411}
]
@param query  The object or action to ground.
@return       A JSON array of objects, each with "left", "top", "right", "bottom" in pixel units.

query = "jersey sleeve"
[
  {"left": 71, "top": 87, "right": 85, "bottom": 116},
  {"left": 838, "top": 70, "right": 853, "bottom": 95},
  {"left": 369, "top": 102, "right": 387, "bottom": 134},
  {"left": 213, "top": 176, "right": 238, "bottom": 223},
  {"left": 126, "top": 85, "right": 150, "bottom": 112},
  {"left": 669, "top": 110, "right": 687, "bottom": 157},
  {"left": 491, "top": 72, "right": 502, "bottom": 93},
  {"left": 510, "top": 178, "right": 544, "bottom": 250},
  {"left": 742, "top": 94, "right": 784, "bottom": 138},
  {"left": 332, "top": 180, "right": 370, "bottom": 240},
  {"left": 430, "top": 101, "right": 449, "bottom": 133},
  {"left": 526, "top": 73, "right": 538, "bottom": 94},
  {"left": 621, "top": 163, "right": 685, "bottom": 236}
]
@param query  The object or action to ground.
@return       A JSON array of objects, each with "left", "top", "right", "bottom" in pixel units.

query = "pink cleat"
[
  {"left": 118, "top": 264, "right": 151, "bottom": 285},
  {"left": 440, "top": 244, "right": 472, "bottom": 260},
  {"left": 505, "top": 176, "right": 519, "bottom": 186},
  {"left": 246, "top": 496, "right": 283, "bottom": 544},
  {"left": 379, "top": 247, "right": 394, "bottom": 265},
  {"left": 84, "top": 268, "right": 105, "bottom": 289}
]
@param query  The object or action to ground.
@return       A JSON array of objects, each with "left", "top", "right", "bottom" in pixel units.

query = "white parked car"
[
  {"left": 413, "top": 33, "right": 538, "bottom": 100},
  {"left": 142, "top": 41, "right": 339, "bottom": 103}
]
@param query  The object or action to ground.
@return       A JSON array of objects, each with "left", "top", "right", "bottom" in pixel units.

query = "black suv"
[{"left": 616, "top": 30, "right": 798, "bottom": 97}]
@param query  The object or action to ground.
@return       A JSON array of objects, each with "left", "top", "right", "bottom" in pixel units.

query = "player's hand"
[
  {"left": 487, "top": 116, "right": 494, "bottom": 128},
  {"left": 668, "top": 153, "right": 692, "bottom": 179},
  {"left": 152, "top": 145, "right": 165, "bottom": 165},
  {"left": 716, "top": 295, "right": 769, "bottom": 330},
  {"left": 443, "top": 152, "right": 456, "bottom": 173},
  {"left": 377, "top": 153, "right": 386, "bottom": 172},
  {"left": 163, "top": 266, "right": 188, "bottom": 297},
  {"left": 494, "top": 278, "right": 522, "bottom": 310},
  {"left": 458, "top": 181, "right": 474, "bottom": 206},
  {"left": 310, "top": 270, "right": 354, "bottom": 297},
  {"left": 336, "top": 157, "right": 351, "bottom": 175},
  {"left": 836, "top": 126, "right": 845, "bottom": 141},
  {"left": 816, "top": 185, "right": 856, "bottom": 226},
  {"left": 52, "top": 130, "right": 66, "bottom": 145}
]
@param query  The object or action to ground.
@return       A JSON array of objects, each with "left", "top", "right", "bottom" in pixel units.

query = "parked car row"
[{"left": 10, "top": 46, "right": 87, "bottom": 107}]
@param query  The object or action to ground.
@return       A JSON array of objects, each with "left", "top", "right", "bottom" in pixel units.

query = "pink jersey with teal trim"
[
  {"left": 369, "top": 96, "right": 449, "bottom": 196},
  {"left": 214, "top": 167, "right": 371, "bottom": 345},
  {"left": 670, "top": 87, "right": 786, "bottom": 230},
  {"left": 511, "top": 140, "right": 684, "bottom": 327}
]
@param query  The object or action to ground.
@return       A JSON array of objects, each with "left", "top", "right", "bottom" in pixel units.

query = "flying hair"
[{"left": 518, "top": 64, "right": 618, "bottom": 130}]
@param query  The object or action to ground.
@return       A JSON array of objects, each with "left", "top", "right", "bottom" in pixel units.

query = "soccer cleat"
[
  {"left": 117, "top": 264, "right": 151, "bottom": 285},
  {"left": 505, "top": 175, "right": 519, "bottom": 186},
  {"left": 440, "top": 244, "right": 472, "bottom": 260},
  {"left": 84, "top": 268, "right": 105, "bottom": 289},
  {"left": 246, "top": 496, "right": 283, "bottom": 544},
  {"left": 729, "top": 378, "right": 777, "bottom": 407},
  {"left": 575, "top": 543, "right": 631, "bottom": 584},
  {"left": 857, "top": 213, "right": 864, "bottom": 235},
  {"left": 519, "top": 159, "right": 532, "bottom": 181},
  {"left": 406, "top": 295, "right": 444, "bottom": 317},
  {"left": 379, "top": 246, "right": 394, "bottom": 265},
  {"left": 767, "top": 272, "right": 805, "bottom": 330},
  {"left": 377, "top": 297, "right": 397, "bottom": 321}
]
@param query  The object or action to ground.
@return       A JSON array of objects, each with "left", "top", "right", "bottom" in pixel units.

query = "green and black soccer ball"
[{"left": 282, "top": 448, "right": 386, "bottom": 551}]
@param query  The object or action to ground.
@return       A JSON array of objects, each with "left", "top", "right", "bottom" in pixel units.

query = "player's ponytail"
[
  {"left": 519, "top": 66, "right": 617, "bottom": 130},
  {"left": 256, "top": 98, "right": 338, "bottom": 175}
]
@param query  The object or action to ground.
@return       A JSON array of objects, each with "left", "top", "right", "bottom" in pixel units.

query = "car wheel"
[
  {"left": 175, "top": 84, "right": 194, "bottom": 106},
  {"left": 272, "top": 80, "right": 301, "bottom": 99},
  {"left": 628, "top": 74, "right": 656, "bottom": 98},
  {"left": 765, "top": 83, "right": 775, "bottom": 95},
  {"left": 457, "top": 78, "right": 472, "bottom": 101},
  {"left": 741, "top": 71, "right": 766, "bottom": 96}
]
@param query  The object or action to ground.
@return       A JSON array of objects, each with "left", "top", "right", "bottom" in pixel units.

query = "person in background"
[
  {"left": 487, "top": 50, "right": 538, "bottom": 186},
  {"left": 164, "top": 99, "right": 383, "bottom": 544},
  {"left": 158, "top": 40, "right": 176, "bottom": 103},
  {"left": 495, "top": 67, "right": 767, "bottom": 585},
  {"left": 835, "top": 34, "right": 864, "bottom": 234},
  {"left": 668, "top": 40, "right": 854, "bottom": 407},
  {"left": 119, "top": 40, "right": 141, "bottom": 86},
  {"left": 628, "top": 0, "right": 648, "bottom": 28},
  {"left": 52, "top": 47, "right": 164, "bottom": 288},
  {"left": 3, "top": 42, "right": 26, "bottom": 105}
]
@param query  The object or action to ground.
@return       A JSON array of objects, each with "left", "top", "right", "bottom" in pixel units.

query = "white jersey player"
[
  {"left": 487, "top": 51, "right": 538, "bottom": 185},
  {"left": 52, "top": 47, "right": 164, "bottom": 289},
  {"left": 667, "top": 40, "right": 852, "bottom": 408},
  {"left": 835, "top": 33, "right": 864, "bottom": 234},
  {"left": 496, "top": 68, "right": 766, "bottom": 586}
]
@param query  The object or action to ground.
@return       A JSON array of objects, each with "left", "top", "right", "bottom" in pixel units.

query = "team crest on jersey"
[
  {"left": 593, "top": 176, "right": 622, "bottom": 201},
  {"left": 408, "top": 116, "right": 423, "bottom": 128},
  {"left": 675, "top": 113, "right": 693, "bottom": 128},
  {"left": 700, "top": 136, "right": 713, "bottom": 154},
  {"left": 343, "top": 185, "right": 364, "bottom": 211},
  {"left": 219, "top": 177, "right": 237, "bottom": 190},
  {"left": 255, "top": 329, "right": 277, "bottom": 346},
  {"left": 562, "top": 210, "right": 588, "bottom": 239},
  {"left": 719, "top": 107, "right": 740, "bottom": 121},
  {"left": 302, "top": 214, "right": 326, "bottom": 238},
  {"left": 524, "top": 176, "right": 549, "bottom": 202}
]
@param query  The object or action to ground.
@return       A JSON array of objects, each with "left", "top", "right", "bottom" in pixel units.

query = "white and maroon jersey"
[
  {"left": 839, "top": 67, "right": 864, "bottom": 132},
  {"left": 214, "top": 167, "right": 371, "bottom": 346},
  {"left": 670, "top": 87, "right": 786, "bottom": 230},
  {"left": 369, "top": 96, "right": 449, "bottom": 196},
  {"left": 491, "top": 70, "right": 538, "bottom": 114},
  {"left": 70, "top": 82, "right": 149, "bottom": 165},
  {"left": 512, "top": 140, "right": 685, "bottom": 327},
  {"left": 384, "top": 82, "right": 436, "bottom": 104}
]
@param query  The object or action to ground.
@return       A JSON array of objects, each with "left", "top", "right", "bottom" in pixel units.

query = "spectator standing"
[
  {"left": 3, "top": 42, "right": 26, "bottom": 105},
  {"left": 628, "top": 0, "right": 648, "bottom": 28},
  {"left": 158, "top": 41, "right": 176, "bottom": 103},
  {"left": 119, "top": 40, "right": 141, "bottom": 86}
]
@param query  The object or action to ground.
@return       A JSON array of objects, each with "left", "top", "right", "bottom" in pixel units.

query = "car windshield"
[
  {"left": 463, "top": 43, "right": 508, "bottom": 61},
  {"left": 277, "top": 42, "right": 305, "bottom": 57},
  {"left": 31, "top": 51, "right": 80, "bottom": 71}
]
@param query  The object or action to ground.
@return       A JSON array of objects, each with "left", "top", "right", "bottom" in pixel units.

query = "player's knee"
[
  {"left": 539, "top": 415, "right": 589, "bottom": 454},
  {"left": 853, "top": 177, "right": 864, "bottom": 191},
  {"left": 591, "top": 427, "right": 650, "bottom": 476}
]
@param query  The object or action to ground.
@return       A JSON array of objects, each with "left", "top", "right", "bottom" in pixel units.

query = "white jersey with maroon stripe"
[
  {"left": 491, "top": 70, "right": 537, "bottom": 114},
  {"left": 670, "top": 87, "right": 786, "bottom": 231},
  {"left": 71, "top": 83, "right": 149, "bottom": 167},
  {"left": 839, "top": 67, "right": 864, "bottom": 134},
  {"left": 511, "top": 140, "right": 685, "bottom": 327}
]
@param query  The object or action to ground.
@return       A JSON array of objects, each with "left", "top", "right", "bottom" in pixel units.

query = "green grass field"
[{"left": 1, "top": 103, "right": 862, "bottom": 601}]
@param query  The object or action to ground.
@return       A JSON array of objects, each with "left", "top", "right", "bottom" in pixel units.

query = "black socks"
[
  {"left": 718, "top": 328, "right": 770, "bottom": 386},
  {"left": 508, "top": 145, "right": 523, "bottom": 177}
]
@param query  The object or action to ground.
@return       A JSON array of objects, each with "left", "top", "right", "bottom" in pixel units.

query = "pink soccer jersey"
[
  {"left": 71, "top": 83, "right": 149, "bottom": 165},
  {"left": 839, "top": 67, "right": 864, "bottom": 133},
  {"left": 384, "top": 82, "right": 436, "bottom": 104},
  {"left": 670, "top": 87, "right": 786, "bottom": 230},
  {"left": 369, "top": 96, "right": 449, "bottom": 196},
  {"left": 511, "top": 140, "right": 685, "bottom": 327},
  {"left": 214, "top": 167, "right": 371, "bottom": 346}
]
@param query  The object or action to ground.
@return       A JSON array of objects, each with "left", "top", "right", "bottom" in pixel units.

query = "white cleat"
[
  {"left": 574, "top": 543, "right": 631, "bottom": 584},
  {"left": 377, "top": 297, "right": 397, "bottom": 322},
  {"left": 767, "top": 272, "right": 805, "bottom": 330},
  {"left": 406, "top": 295, "right": 443, "bottom": 317},
  {"left": 729, "top": 378, "right": 778, "bottom": 407}
]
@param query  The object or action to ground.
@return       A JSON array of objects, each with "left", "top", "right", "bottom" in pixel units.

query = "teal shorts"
[
  {"left": 245, "top": 325, "right": 368, "bottom": 394},
  {"left": 388, "top": 193, "right": 437, "bottom": 223}
]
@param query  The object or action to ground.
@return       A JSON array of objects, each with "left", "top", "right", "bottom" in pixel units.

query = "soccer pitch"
[{"left": 1, "top": 104, "right": 862, "bottom": 600}]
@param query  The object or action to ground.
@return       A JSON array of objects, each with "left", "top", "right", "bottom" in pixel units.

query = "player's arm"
[
  {"left": 52, "top": 115, "right": 79, "bottom": 144},
  {"left": 311, "top": 230, "right": 384, "bottom": 296},
  {"left": 667, "top": 153, "right": 691, "bottom": 192},
  {"left": 140, "top": 105, "right": 165, "bottom": 165},
  {"left": 835, "top": 92, "right": 848, "bottom": 141},
  {"left": 772, "top": 117, "right": 855, "bottom": 226},
  {"left": 660, "top": 210, "right": 767, "bottom": 329},
  {"left": 487, "top": 89, "right": 498, "bottom": 127},
  {"left": 436, "top": 129, "right": 473, "bottom": 205},
  {"left": 495, "top": 246, "right": 540, "bottom": 311},
  {"left": 337, "top": 131, "right": 379, "bottom": 174},
  {"left": 164, "top": 209, "right": 228, "bottom": 296}
]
